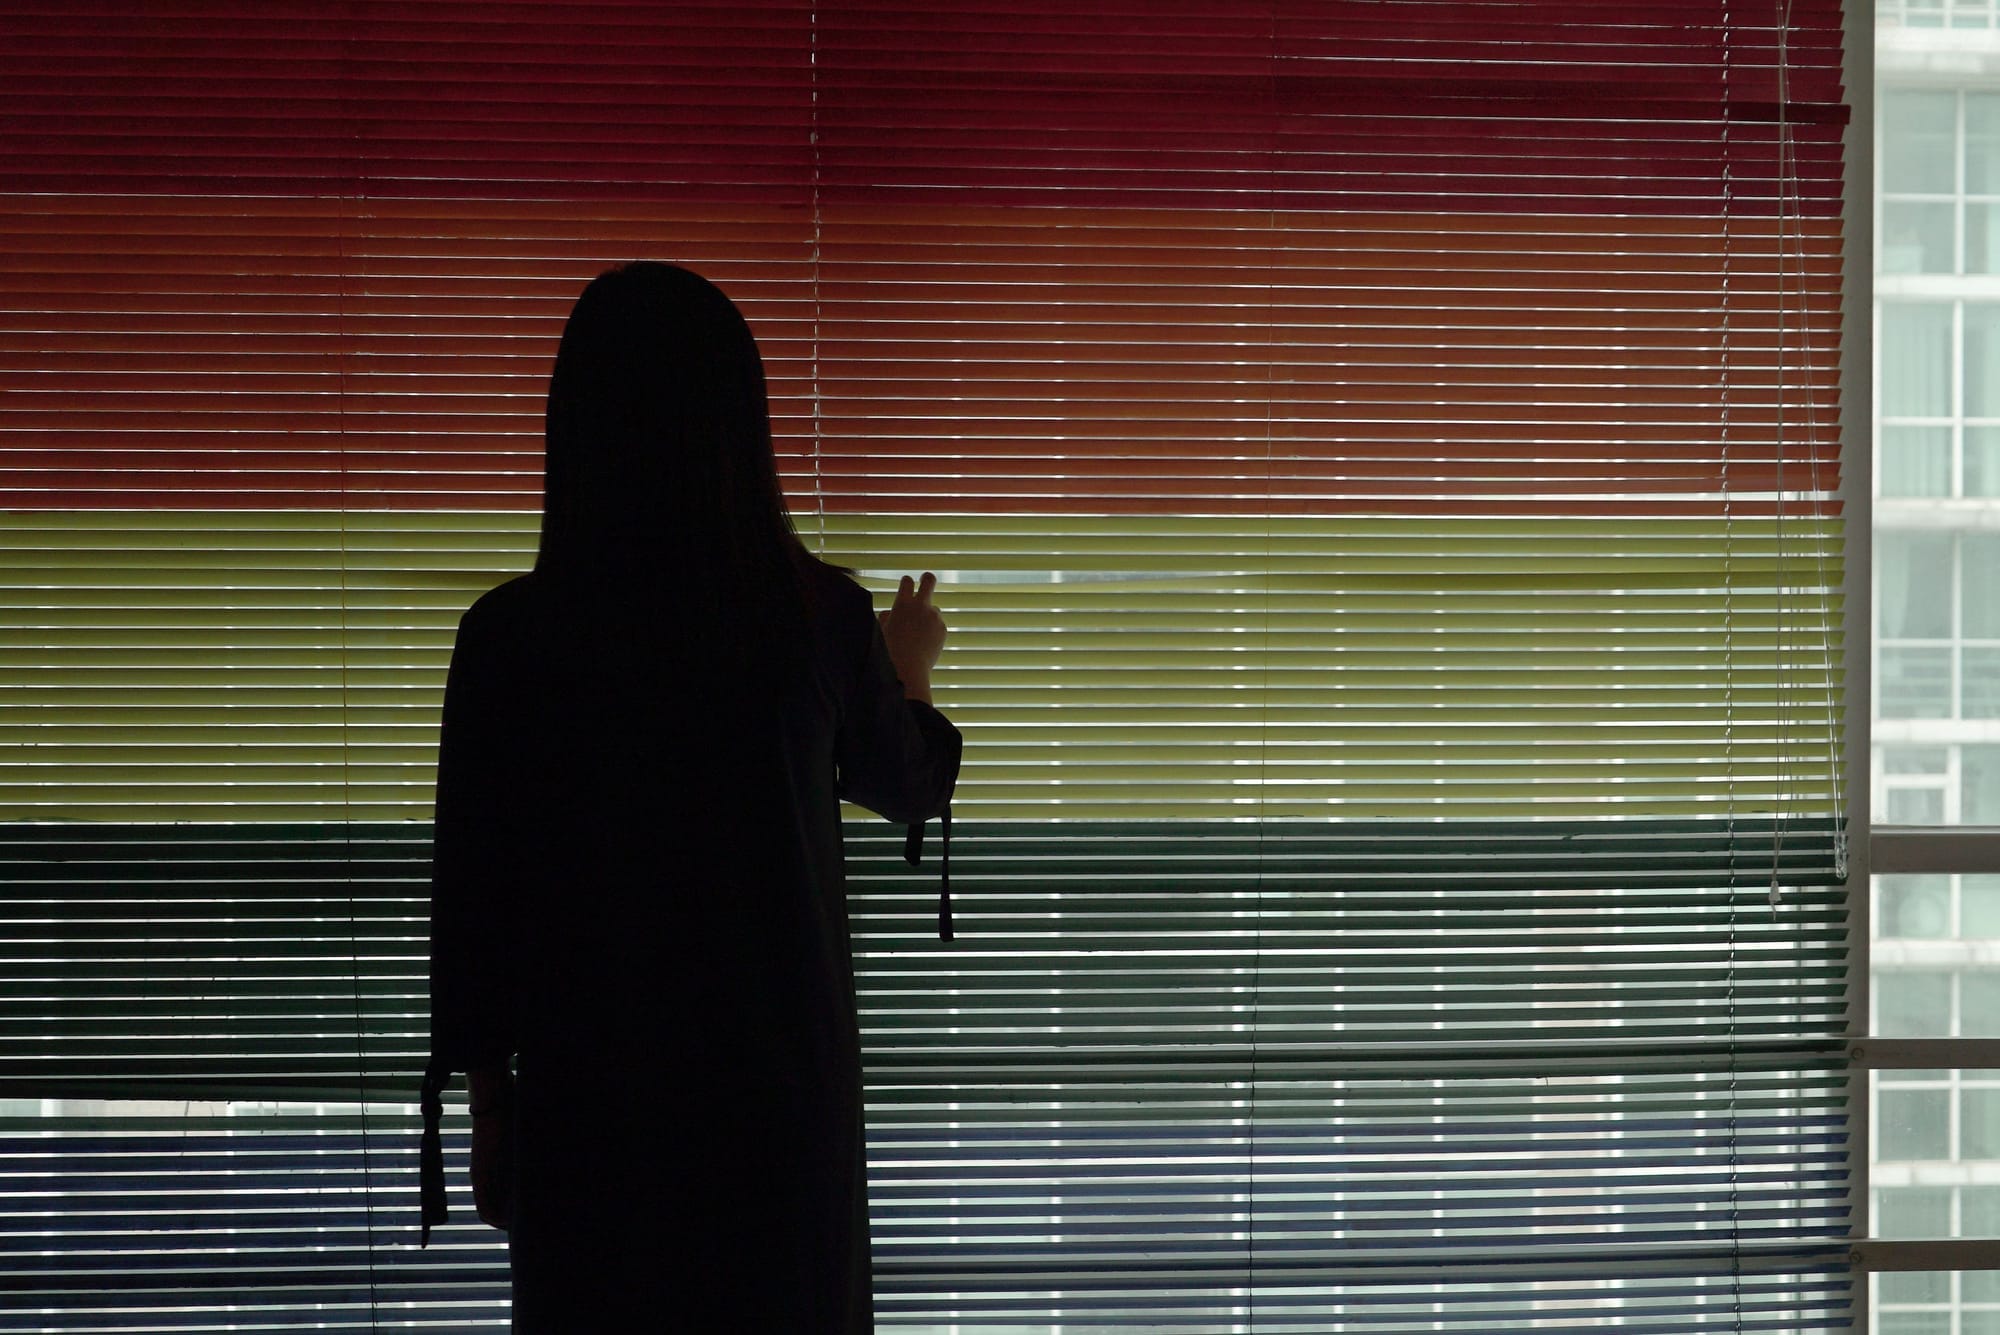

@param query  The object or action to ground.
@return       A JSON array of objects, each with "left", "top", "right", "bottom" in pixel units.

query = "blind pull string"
[
  {"left": 336, "top": 77, "right": 384, "bottom": 1324},
  {"left": 1771, "top": 0, "right": 1827, "bottom": 1294},
  {"left": 809, "top": 4, "right": 828, "bottom": 559},
  {"left": 1722, "top": 2, "right": 1745, "bottom": 1321},
  {"left": 1245, "top": 18, "right": 1279, "bottom": 1323},
  {"left": 1764, "top": 0, "right": 1846, "bottom": 901},
  {"left": 1772, "top": 0, "right": 1791, "bottom": 912},
  {"left": 1772, "top": 0, "right": 1848, "bottom": 888}
]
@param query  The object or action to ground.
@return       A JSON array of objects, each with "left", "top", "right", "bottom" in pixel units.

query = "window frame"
[{"left": 1849, "top": 2, "right": 2000, "bottom": 1320}]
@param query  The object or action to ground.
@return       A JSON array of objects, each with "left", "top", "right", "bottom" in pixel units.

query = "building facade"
[{"left": 1876, "top": 1, "right": 2000, "bottom": 1329}]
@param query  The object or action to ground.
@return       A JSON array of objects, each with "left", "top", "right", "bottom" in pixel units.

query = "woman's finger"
[{"left": 917, "top": 570, "right": 937, "bottom": 602}]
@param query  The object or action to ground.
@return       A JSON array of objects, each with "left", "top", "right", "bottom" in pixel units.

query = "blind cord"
[
  {"left": 1246, "top": 15, "right": 1279, "bottom": 1325},
  {"left": 1771, "top": 0, "right": 1837, "bottom": 1293},
  {"left": 1772, "top": 0, "right": 1848, "bottom": 886},
  {"left": 338, "top": 55, "right": 384, "bottom": 1325},
  {"left": 1772, "top": 1, "right": 1791, "bottom": 914},
  {"left": 809, "top": 5, "right": 828, "bottom": 557},
  {"left": 1721, "top": 0, "right": 1744, "bottom": 1321}
]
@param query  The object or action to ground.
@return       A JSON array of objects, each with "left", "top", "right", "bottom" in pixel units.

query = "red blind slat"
[{"left": 0, "top": 0, "right": 1845, "bottom": 516}]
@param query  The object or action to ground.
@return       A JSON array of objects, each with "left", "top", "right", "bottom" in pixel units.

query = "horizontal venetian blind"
[
  {"left": 0, "top": 1, "right": 1851, "bottom": 1330},
  {"left": 0, "top": 823, "right": 1848, "bottom": 1327},
  {"left": 0, "top": 1, "right": 1848, "bottom": 825}
]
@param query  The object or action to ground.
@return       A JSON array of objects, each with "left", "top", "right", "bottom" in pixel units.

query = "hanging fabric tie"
[
  {"left": 417, "top": 1060, "right": 449, "bottom": 1246},
  {"left": 904, "top": 806, "right": 953, "bottom": 941}
]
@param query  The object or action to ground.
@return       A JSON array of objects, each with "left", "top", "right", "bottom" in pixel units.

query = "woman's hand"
[{"left": 879, "top": 571, "right": 947, "bottom": 705}]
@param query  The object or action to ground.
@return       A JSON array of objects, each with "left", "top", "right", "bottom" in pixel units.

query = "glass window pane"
[
  {"left": 1881, "top": 1183, "right": 1957, "bottom": 1235},
  {"left": 1888, "top": 747, "right": 1952, "bottom": 774},
  {"left": 1973, "top": 92, "right": 2000, "bottom": 191},
  {"left": 1887, "top": 90, "right": 1959, "bottom": 193},
  {"left": 1882, "top": 425, "right": 1954, "bottom": 496},
  {"left": 1890, "top": 786, "right": 1949, "bottom": 823},
  {"left": 1883, "top": 874, "right": 1954, "bottom": 936},
  {"left": 1963, "top": 1090, "right": 2000, "bottom": 1157},
  {"left": 1882, "top": 969, "right": 1956, "bottom": 1035},
  {"left": 1965, "top": 1183, "right": 2000, "bottom": 1233},
  {"left": 1884, "top": 304, "right": 1954, "bottom": 417},
  {"left": 1967, "top": 647, "right": 2000, "bottom": 718},
  {"left": 1881, "top": 1283, "right": 1952, "bottom": 1328},
  {"left": 1883, "top": 645, "right": 1955, "bottom": 718},
  {"left": 1967, "top": 745, "right": 2000, "bottom": 823},
  {"left": 1883, "top": 1086, "right": 1953, "bottom": 1158},
  {"left": 1972, "top": 202, "right": 2000, "bottom": 273},
  {"left": 1964, "top": 972, "right": 2000, "bottom": 1035},
  {"left": 1879, "top": 1270, "right": 1950, "bottom": 1307},
  {"left": 1967, "top": 534, "right": 2000, "bottom": 636},
  {"left": 1881, "top": 531, "right": 1956, "bottom": 638},
  {"left": 1969, "top": 425, "right": 2000, "bottom": 494},
  {"left": 1970, "top": 306, "right": 2000, "bottom": 418},
  {"left": 1888, "top": 199, "right": 1958, "bottom": 273},
  {"left": 1966, "top": 876, "right": 2000, "bottom": 937}
]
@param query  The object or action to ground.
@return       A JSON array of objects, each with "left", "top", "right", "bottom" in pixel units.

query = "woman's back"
[{"left": 434, "top": 554, "right": 959, "bottom": 1330}]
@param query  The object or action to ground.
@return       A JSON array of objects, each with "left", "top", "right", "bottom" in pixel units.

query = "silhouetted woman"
[{"left": 422, "top": 262, "right": 961, "bottom": 1331}]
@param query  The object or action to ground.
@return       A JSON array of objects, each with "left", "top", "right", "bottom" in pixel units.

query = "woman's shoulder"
[
  {"left": 460, "top": 557, "right": 872, "bottom": 646},
  {"left": 795, "top": 547, "right": 872, "bottom": 620},
  {"left": 458, "top": 572, "right": 542, "bottom": 633}
]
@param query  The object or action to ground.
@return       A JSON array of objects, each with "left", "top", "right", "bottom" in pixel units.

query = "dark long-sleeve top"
[{"left": 420, "top": 556, "right": 959, "bottom": 1329}]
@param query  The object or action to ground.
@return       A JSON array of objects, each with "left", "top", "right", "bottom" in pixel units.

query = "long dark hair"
[{"left": 536, "top": 262, "right": 811, "bottom": 625}]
